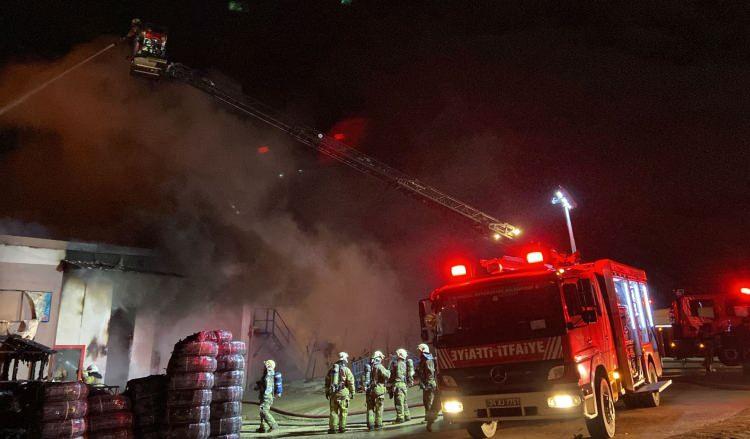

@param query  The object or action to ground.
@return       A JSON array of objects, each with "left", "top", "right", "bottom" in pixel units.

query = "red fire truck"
[
  {"left": 419, "top": 250, "right": 672, "bottom": 438},
  {"left": 669, "top": 288, "right": 750, "bottom": 373}
]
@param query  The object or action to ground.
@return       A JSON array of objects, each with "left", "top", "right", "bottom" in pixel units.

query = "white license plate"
[{"left": 486, "top": 397, "right": 521, "bottom": 408}]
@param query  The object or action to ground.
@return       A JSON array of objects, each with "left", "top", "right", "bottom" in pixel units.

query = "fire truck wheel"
[
  {"left": 639, "top": 361, "right": 660, "bottom": 408},
  {"left": 718, "top": 348, "right": 741, "bottom": 367},
  {"left": 586, "top": 374, "right": 616, "bottom": 439},
  {"left": 466, "top": 421, "right": 498, "bottom": 439}
]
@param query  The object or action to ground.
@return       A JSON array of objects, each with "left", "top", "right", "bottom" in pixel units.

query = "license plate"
[{"left": 486, "top": 397, "right": 521, "bottom": 408}]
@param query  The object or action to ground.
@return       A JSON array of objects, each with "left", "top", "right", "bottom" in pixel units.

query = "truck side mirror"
[
  {"left": 418, "top": 299, "right": 434, "bottom": 343},
  {"left": 563, "top": 284, "right": 581, "bottom": 316},
  {"left": 582, "top": 309, "right": 597, "bottom": 323}
]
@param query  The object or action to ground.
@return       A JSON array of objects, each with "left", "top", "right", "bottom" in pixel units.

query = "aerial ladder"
[{"left": 165, "top": 63, "right": 522, "bottom": 241}]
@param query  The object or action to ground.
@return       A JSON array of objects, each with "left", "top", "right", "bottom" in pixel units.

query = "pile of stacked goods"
[
  {"left": 125, "top": 375, "right": 167, "bottom": 438},
  {"left": 87, "top": 391, "right": 133, "bottom": 438},
  {"left": 165, "top": 331, "right": 226, "bottom": 439},
  {"left": 210, "top": 335, "right": 247, "bottom": 438},
  {"left": 40, "top": 382, "right": 89, "bottom": 438}
]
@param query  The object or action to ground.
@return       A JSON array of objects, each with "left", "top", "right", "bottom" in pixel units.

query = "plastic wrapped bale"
[
  {"left": 216, "top": 342, "right": 246, "bottom": 357},
  {"left": 88, "top": 394, "right": 131, "bottom": 415},
  {"left": 89, "top": 411, "right": 134, "bottom": 433},
  {"left": 214, "top": 355, "right": 244, "bottom": 372},
  {"left": 213, "top": 370, "right": 244, "bottom": 387},
  {"left": 166, "top": 404, "right": 211, "bottom": 424},
  {"left": 209, "top": 416, "right": 242, "bottom": 435},
  {"left": 125, "top": 375, "right": 167, "bottom": 435},
  {"left": 164, "top": 422, "right": 210, "bottom": 439},
  {"left": 41, "top": 417, "right": 87, "bottom": 438},
  {"left": 169, "top": 372, "right": 215, "bottom": 391},
  {"left": 210, "top": 387, "right": 243, "bottom": 403},
  {"left": 167, "top": 356, "right": 218, "bottom": 374},
  {"left": 41, "top": 400, "right": 88, "bottom": 421},
  {"left": 209, "top": 401, "right": 241, "bottom": 420},
  {"left": 166, "top": 389, "right": 212, "bottom": 408}
]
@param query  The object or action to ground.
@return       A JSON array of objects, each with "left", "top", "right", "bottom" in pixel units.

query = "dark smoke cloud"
[{"left": 0, "top": 37, "right": 416, "bottom": 358}]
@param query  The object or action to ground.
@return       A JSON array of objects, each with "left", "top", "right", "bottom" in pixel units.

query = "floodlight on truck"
[
  {"left": 443, "top": 400, "right": 464, "bottom": 414},
  {"left": 547, "top": 394, "right": 581, "bottom": 409},
  {"left": 741, "top": 287, "right": 750, "bottom": 295}
]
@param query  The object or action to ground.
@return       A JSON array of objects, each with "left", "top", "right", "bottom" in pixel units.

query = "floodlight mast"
[
  {"left": 165, "top": 63, "right": 522, "bottom": 240},
  {"left": 551, "top": 186, "right": 577, "bottom": 253}
]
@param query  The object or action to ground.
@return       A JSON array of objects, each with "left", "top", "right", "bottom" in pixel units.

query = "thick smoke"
[{"left": 0, "top": 37, "right": 416, "bottom": 368}]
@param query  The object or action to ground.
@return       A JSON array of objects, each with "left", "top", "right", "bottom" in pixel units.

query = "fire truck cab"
[
  {"left": 419, "top": 251, "right": 672, "bottom": 438},
  {"left": 670, "top": 288, "right": 750, "bottom": 372}
]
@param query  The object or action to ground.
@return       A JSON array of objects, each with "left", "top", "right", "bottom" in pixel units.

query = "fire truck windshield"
[{"left": 434, "top": 279, "right": 565, "bottom": 347}]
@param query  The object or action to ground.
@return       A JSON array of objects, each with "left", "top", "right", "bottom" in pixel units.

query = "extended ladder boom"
[{"left": 166, "top": 63, "right": 521, "bottom": 239}]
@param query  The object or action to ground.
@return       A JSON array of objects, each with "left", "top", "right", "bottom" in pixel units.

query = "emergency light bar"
[
  {"left": 526, "top": 252, "right": 544, "bottom": 264},
  {"left": 741, "top": 287, "right": 750, "bottom": 295},
  {"left": 451, "top": 265, "right": 468, "bottom": 277}
]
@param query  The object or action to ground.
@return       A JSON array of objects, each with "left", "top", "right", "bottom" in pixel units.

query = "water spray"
[{"left": 0, "top": 42, "right": 117, "bottom": 117}]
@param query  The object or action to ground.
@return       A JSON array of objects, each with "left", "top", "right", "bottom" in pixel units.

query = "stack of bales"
[
  {"left": 165, "top": 331, "right": 223, "bottom": 439},
  {"left": 87, "top": 393, "right": 133, "bottom": 438},
  {"left": 126, "top": 375, "right": 167, "bottom": 438},
  {"left": 40, "top": 382, "right": 88, "bottom": 438},
  {"left": 210, "top": 335, "right": 246, "bottom": 439}
]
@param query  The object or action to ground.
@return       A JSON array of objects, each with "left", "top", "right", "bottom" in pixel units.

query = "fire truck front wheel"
[
  {"left": 585, "top": 374, "right": 616, "bottom": 439},
  {"left": 466, "top": 421, "right": 498, "bottom": 439}
]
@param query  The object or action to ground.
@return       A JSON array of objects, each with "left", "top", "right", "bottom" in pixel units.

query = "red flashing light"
[
  {"left": 526, "top": 251, "right": 544, "bottom": 264},
  {"left": 741, "top": 287, "right": 750, "bottom": 296},
  {"left": 451, "top": 265, "right": 467, "bottom": 277},
  {"left": 257, "top": 146, "right": 270, "bottom": 154},
  {"left": 333, "top": 133, "right": 346, "bottom": 141}
]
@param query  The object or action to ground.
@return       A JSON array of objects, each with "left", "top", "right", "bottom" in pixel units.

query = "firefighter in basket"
[
  {"left": 325, "top": 351, "right": 356, "bottom": 434},
  {"left": 388, "top": 348, "right": 414, "bottom": 423},
  {"left": 364, "top": 350, "right": 390, "bottom": 431},
  {"left": 255, "top": 359, "right": 279, "bottom": 433}
]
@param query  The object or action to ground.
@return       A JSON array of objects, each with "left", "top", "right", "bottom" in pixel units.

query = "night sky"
[{"left": 2, "top": 1, "right": 749, "bottom": 305}]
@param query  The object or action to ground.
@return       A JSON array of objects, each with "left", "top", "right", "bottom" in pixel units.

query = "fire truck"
[
  {"left": 418, "top": 250, "right": 672, "bottom": 438},
  {"left": 669, "top": 288, "right": 750, "bottom": 373}
]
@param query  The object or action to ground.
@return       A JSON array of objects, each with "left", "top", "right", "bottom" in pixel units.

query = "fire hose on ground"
[
  {"left": 244, "top": 400, "right": 427, "bottom": 419},
  {"left": 242, "top": 399, "right": 436, "bottom": 427}
]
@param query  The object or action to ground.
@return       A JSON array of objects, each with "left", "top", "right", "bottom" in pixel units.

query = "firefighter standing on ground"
[
  {"left": 326, "top": 352, "right": 356, "bottom": 434},
  {"left": 388, "top": 348, "right": 414, "bottom": 423},
  {"left": 256, "top": 359, "right": 279, "bottom": 433},
  {"left": 417, "top": 343, "right": 439, "bottom": 431},
  {"left": 364, "top": 350, "right": 391, "bottom": 431}
]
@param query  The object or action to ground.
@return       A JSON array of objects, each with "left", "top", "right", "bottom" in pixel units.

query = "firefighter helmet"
[
  {"left": 417, "top": 343, "right": 430, "bottom": 353},
  {"left": 338, "top": 352, "right": 349, "bottom": 363},
  {"left": 396, "top": 348, "right": 408, "bottom": 359},
  {"left": 264, "top": 359, "right": 276, "bottom": 370},
  {"left": 372, "top": 350, "right": 385, "bottom": 360}
]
